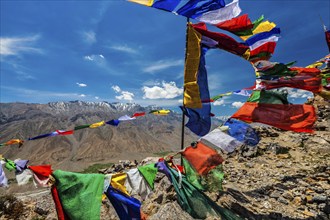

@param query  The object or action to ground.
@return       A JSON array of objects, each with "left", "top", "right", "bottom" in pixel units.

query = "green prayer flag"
[
  {"left": 74, "top": 124, "right": 91, "bottom": 130},
  {"left": 168, "top": 165, "right": 241, "bottom": 220},
  {"left": 52, "top": 170, "right": 104, "bottom": 220},
  {"left": 5, "top": 159, "right": 16, "bottom": 171},
  {"left": 247, "top": 90, "right": 289, "bottom": 104},
  {"left": 138, "top": 163, "right": 158, "bottom": 190}
]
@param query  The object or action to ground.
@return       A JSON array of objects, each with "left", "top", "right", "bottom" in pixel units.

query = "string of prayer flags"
[
  {"left": 52, "top": 170, "right": 104, "bottom": 220},
  {"left": 0, "top": 139, "right": 24, "bottom": 147},
  {"left": 28, "top": 130, "right": 73, "bottom": 141}
]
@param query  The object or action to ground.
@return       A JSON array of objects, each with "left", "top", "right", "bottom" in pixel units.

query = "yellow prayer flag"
[
  {"left": 110, "top": 173, "right": 130, "bottom": 196},
  {"left": 128, "top": 0, "right": 154, "bottom": 7},
  {"left": 241, "top": 21, "right": 276, "bottom": 41},
  {"left": 184, "top": 23, "right": 202, "bottom": 108},
  {"left": 152, "top": 110, "right": 171, "bottom": 115},
  {"left": 89, "top": 121, "right": 105, "bottom": 128}
]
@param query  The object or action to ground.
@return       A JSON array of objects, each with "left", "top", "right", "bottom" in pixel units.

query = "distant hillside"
[{"left": 0, "top": 101, "right": 198, "bottom": 171}]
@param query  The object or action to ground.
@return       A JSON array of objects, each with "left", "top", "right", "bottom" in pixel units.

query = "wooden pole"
[{"left": 181, "top": 17, "right": 190, "bottom": 165}]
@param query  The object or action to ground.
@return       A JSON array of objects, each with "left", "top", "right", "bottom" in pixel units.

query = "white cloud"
[
  {"left": 80, "top": 94, "right": 86, "bottom": 97},
  {"left": 110, "top": 45, "right": 138, "bottom": 54},
  {"left": 142, "top": 81, "right": 183, "bottom": 99},
  {"left": 76, "top": 82, "right": 87, "bottom": 87},
  {"left": 178, "top": 99, "right": 183, "bottom": 103},
  {"left": 287, "top": 89, "right": 313, "bottom": 99},
  {"left": 111, "top": 85, "right": 121, "bottom": 93},
  {"left": 213, "top": 99, "right": 225, "bottom": 106},
  {"left": 95, "top": 96, "right": 99, "bottom": 100},
  {"left": 112, "top": 85, "right": 134, "bottom": 101},
  {"left": 16, "top": 71, "right": 36, "bottom": 81},
  {"left": 82, "top": 31, "right": 96, "bottom": 44},
  {"left": 83, "top": 54, "right": 104, "bottom": 61},
  {"left": 0, "top": 35, "right": 42, "bottom": 56},
  {"left": 115, "top": 91, "right": 134, "bottom": 101},
  {"left": 143, "top": 59, "right": 183, "bottom": 73},
  {"left": 232, "top": 101, "right": 244, "bottom": 108}
]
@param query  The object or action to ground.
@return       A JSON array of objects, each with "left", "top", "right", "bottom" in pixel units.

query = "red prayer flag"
[
  {"left": 249, "top": 42, "right": 277, "bottom": 57},
  {"left": 29, "top": 165, "right": 53, "bottom": 177},
  {"left": 132, "top": 112, "right": 146, "bottom": 117},
  {"left": 181, "top": 142, "right": 224, "bottom": 175},
  {"left": 231, "top": 102, "right": 316, "bottom": 133},
  {"left": 193, "top": 23, "right": 249, "bottom": 57},
  {"left": 56, "top": 130, "right": 74, "bottom": 136},
  {"left": 216, "top": 14, "right": 254, "bottom": 32},
  {"left": 51, "top": 186, "right": 69, "bottom": 220}
]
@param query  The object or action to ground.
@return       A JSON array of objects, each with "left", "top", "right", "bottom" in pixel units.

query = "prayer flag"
[
  {"left": 193, "top": 22, "right": 249, "bottom": 57},
  {"left": 231, "top": 102, "right": 316, "bottom": 133},
  {"left": 184, "top": 23, "right": 203, "bottom": 108},
  {"left": 105, "top": 186, "right": 142, "bottom": 220},
  {"left": 132, "top": 112, "right": 146, "bottom": 117},
  {"left": 0, "top": 164, "right": 8, "bottom": 187},
  {"left": 215, "top": 14, "right": 253, "bottom": 32},
  {"left": 118, "top": 115, "right": 136, "bottom": 121},
  {"left": 89, "top": 121, "right": 105, "bottom": 128},
  {"left": 52, "top": 170, "right": 104, "bottom": 220},
  {"left": 224, "top": 118, "right": 259, "bottom": 146},
  {"left": 181, "top": 142, "right": 223, "bottom": 175},
  {"left": 176, "top": 0, "right": 225, "bottom": 19},
  {"left": 125, "top": 168, "right": 153, "bottom": 200},
  {"left": 194, "top": 0, "right": 241, "bottom": 25},
  {"left": 138, "top": 163, "right": 158, "bottom": 190},
  {"left": 200, "top": 128, "right": 243, "bottom": 153},
  {"left": 106, "top": 119, "right": 120, "bottom": 126}
]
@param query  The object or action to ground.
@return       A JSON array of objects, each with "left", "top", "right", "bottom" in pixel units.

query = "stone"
[
  {"left": 277, "top": 197, "right": 289, "bottom": 205},
  {"left": 282, "top": 191, "right": 294, "bottom": 201},
  {"left": 292, "top": 197, "right": 302, "bottom": 206},
  {"left": 270, "top": 190, "right": 282, "bottom": 199},
  {"left": 303, "top": 209, "right": 316, "bottom": 217},
  {"left": 313, "top": 195, "right": 328, "bottom": 203}
]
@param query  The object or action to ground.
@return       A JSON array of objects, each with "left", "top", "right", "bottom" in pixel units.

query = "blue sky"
[{"left": 1, "top": 0, "right": 329, "bottom": 116}]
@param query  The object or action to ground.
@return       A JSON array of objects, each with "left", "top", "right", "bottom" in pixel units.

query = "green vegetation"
[
  {"left": 153, "top": 151, "right": 174, "bottom": 157},
  {"left": 81, "top": 163, "right": 114, "bottom": 174}
]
